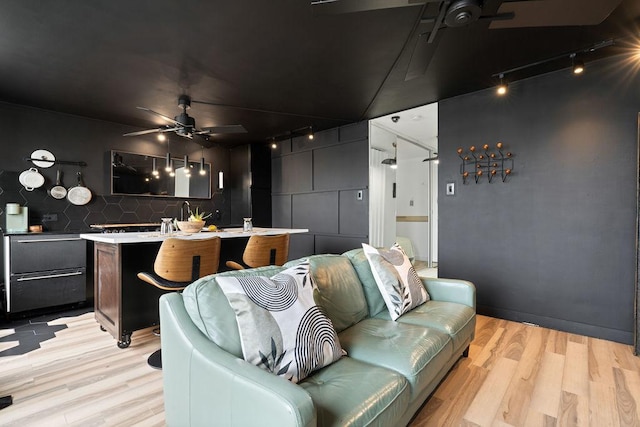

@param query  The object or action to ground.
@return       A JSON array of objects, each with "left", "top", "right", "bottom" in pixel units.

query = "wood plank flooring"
[{"left": 0, "top": 313, "right": 638, "bottom": 426}]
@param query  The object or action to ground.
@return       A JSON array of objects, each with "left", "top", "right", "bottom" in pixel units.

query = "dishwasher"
[{"left": 3, "top": 233, "right": 86, "bottom": 314}]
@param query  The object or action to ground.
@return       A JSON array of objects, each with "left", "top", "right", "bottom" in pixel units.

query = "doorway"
[{"left": 369, "top": 103, "right": 438, "bottom": 273}]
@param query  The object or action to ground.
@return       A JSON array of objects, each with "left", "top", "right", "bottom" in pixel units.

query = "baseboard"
[{"left": 478, "top": 305, "right": 633, "bottom": 345}]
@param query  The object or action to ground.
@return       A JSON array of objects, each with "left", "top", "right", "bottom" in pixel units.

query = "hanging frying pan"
[
  {"left": 67, "top": 171, "right": 92, "bottom": 206},
  {"left": 49, "top": 168, "right": 67, "bottom": 200}
]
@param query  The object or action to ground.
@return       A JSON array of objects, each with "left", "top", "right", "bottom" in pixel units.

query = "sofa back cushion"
[
  {"left": 285, "top": 255, "right": 369, "bottom": 332},
  {"left": 183, "top": 265, "right": 285, "bottom": 358},
  {"left": 343, "top": 248, "right": 387, "bottom": 317}
]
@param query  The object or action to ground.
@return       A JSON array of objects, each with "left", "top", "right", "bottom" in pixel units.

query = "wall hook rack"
[
  {"left": 24, "top": 157, "right": 87, "bottom": 167},
  {"left": 458, "top": 142, "right": 514, "bottom": 184}
]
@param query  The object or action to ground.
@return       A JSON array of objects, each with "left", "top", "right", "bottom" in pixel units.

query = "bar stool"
[
  {"left": 225, "top": 233, "right": 290, "bottom": 270},
  {"left": 137, "top": 237, "right": 221, "bottom": 369}
]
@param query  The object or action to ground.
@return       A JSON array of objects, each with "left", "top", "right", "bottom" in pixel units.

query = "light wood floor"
[{"left": 0, "top": 313, "right": 638, "bottom": 426}]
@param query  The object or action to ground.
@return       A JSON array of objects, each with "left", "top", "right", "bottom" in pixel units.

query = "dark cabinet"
[{"left": 3, "top": 234, "right": 87, "bottom": 313}]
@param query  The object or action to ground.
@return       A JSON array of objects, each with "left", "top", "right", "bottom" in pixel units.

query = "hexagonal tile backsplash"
[{"left": 0, "top": 170, "right": 224, "bottom": 232}]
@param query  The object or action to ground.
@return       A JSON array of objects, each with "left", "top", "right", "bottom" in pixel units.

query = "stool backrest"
[
  {"left": 154, "top": 237, "right": 221, "bottom": 282},
  {"left": 242, "top": 234, "right": 290, "bottom": 268}
]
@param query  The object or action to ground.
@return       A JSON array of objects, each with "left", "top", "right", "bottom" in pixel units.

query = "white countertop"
[{"left": 80, "top": 227, "right": 308, "bottom": 244}]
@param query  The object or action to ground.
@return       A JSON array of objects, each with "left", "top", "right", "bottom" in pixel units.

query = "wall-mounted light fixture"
[
  {"left": 458, "top": 142, "right": 513, "bottom": 184},
  {"left": 423, "top": 153, "right": 439, "bottom": 164},
  {"left": 492, "top": 38, "right": 614, "bottom": 95}
]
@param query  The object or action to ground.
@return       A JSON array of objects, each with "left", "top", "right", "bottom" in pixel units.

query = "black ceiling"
[{"left": 0, "top": 1, "right": 638, "bottom": 147}]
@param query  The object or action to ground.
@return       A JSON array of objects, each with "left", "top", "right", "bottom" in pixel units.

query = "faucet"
[{"left": 180, "top": 201, "right": 191, "bottom": 221}]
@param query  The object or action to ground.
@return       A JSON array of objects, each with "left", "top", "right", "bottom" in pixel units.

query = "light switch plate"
[{"left": 446, "top": 182, "right": 455, "bottom": 196}]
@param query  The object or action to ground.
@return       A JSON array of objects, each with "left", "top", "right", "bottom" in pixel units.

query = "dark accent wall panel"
[
  {"left": 339, "top": 189, "right": 368, "bottom": 236},
  {"left": 289, "top": 234, "right": 315, "bottom": 260},
  {"left": 292, "top": 192, "right": 339, "bottom": 234},
  {"left": 272, "top": 122, "right": 369, "bottom": 256},
  {"left": 438, "top": 56, "right": 637, "bottom": 344},
  {"left": 315, "top": 235, "right": 365, "bottom": 255},
  {"left": 281, "top": 151, "right": 313, "bottom": 194},
  {"left": 314, "top": 141, "right": 368, "bottom": 190},
  {"left": 272, "top": 194, "right": 292, "bottom": 228}
]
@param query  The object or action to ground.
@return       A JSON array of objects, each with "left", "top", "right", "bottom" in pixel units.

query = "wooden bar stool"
[
  {"left": 225, "top": 233, "right": 290, "bottom": 270},
  {"left": 137, "top": 237, "right": 221, "bottom": 369}
]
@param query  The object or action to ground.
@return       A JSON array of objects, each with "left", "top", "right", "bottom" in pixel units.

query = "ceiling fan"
[
  {"left": 312, "top": 0, "right": 623, "bottom": 80},
  {"left": 123, "top": 95, "right": 247, "bottom": 148}
]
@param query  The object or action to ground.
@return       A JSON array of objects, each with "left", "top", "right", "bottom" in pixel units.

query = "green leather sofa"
[{"left": 159, "top": 249, "right": 476, "bottom": 427}]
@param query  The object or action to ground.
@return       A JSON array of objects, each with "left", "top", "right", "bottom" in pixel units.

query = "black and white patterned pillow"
[
  {"left": 362, "top": 243, "right": 429, "bottom": 320},
  {"left": 217, "top": 261, "right": 344, "bottom": 383}
]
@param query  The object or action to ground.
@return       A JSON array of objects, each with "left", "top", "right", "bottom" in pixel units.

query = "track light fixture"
[
  {"left": 492, "top": 39, "right": 613, "bottom": 95},
  {"left": 570, "top": 53, "right": 585, "bottom": 75},
  {"left": 496, "top": 74, "right": 508, "bottom": 96}
]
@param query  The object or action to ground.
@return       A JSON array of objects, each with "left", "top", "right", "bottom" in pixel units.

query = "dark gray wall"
[
  {"left": 438, "top": 56, "right": 638, "bottom": 344},
  {"left": 0, "top": 101, "right": 253, "bottom": 280},
  {"left": 271, "top": 122, "right": 369, "bottom": 259}
]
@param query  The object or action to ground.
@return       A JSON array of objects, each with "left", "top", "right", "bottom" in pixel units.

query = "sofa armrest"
[
  {"left": 420, "top": 277, "right": 476, "bottom": 309},
  {"left": 160, "top": 293, "right": 317, "bottom": 427}
]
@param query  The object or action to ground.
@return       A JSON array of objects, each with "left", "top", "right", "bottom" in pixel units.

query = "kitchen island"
[{"left": 80, "top": 227, "right": 308, "bottom": 348}]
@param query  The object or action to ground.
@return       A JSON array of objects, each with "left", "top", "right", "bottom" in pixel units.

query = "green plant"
[{"left": 188, "top": 207, "right": 212, "bottom": 222}]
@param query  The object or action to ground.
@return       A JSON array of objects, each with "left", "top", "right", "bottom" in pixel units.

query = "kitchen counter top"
[{"left": 80, "top": 227, "right": 308, "bottom": 244}]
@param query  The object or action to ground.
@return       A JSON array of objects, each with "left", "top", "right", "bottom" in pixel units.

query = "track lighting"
[
  {"left": 496, "top": 74, "right": 508, "bottom": 96},
  {"left": 492, "top": 39, "right": 613, "bottom": 94},
  {"left": 571, "top": 54, "right": 585, "bottom": 75}
]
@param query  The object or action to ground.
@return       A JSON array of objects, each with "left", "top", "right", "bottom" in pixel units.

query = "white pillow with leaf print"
[
  {"left": 216, "top": 261, "right": 344, "bottom": 384},
  {"left": 362, "top": 243, "right": 429, "bottom": 320}
]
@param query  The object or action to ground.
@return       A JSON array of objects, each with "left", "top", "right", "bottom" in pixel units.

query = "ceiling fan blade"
[
  {"left": 489, "top": 0, "right": 623, "bottom": 29},
  {"left": 404, "top": 0, "right": 448, "bottom": 81},
  {"left": 122, "top": 126, "right": 180, "bottom": 137},
  {"left": 197, "top": 125, "right": 248, "bottom": 135},
  {"left": 311, "top": 0, "right": 430, "bottom": 14},
  {"left": 136, "top": 106, "right": 181, "bottom": 126}
]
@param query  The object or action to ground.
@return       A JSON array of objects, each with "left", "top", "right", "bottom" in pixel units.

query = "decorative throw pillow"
[
  {"left": 362, "top": 243, "right": 430, "bottom": 320},
  {"left": 216, "top": 261, "right": 344, "bottom": 383}
]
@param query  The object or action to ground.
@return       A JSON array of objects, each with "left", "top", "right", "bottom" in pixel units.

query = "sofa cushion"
[
  {"left": 299, "top": 357, "right": 411, "bottom": 427},
  {"left": 362, "top": 243, "right": 429, "bottom": 320},
  {"left": 338, "top": 318, "right": 453, "bottom": 398},
  {"left": 342, "top": 248, "right": 387, "bottom": 318},
  {"left": 285, "top": 255, "right": 369, "bottom": 332},
  {"left": 183, "top": 265, "right": 285, "bottom": 358},
  {"left": 374, "top": 300, "right": 476, "bottom": 351},
  {"left": 216, "top": 261, "right": 344, "bottom": 383}
]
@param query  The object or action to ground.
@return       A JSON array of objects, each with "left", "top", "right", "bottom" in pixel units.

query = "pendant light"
[
  {"left": 381, "top": 142, "right": 397, "bottom": 169},
  {"left": 199, "top": 147, "right": 207, "bottom": 176},
  {"left": 165, "top": 141, "right": 173, "bottom": 172},
  {"left": 183, "top": 154, "right": 190, "bottom": 174}
]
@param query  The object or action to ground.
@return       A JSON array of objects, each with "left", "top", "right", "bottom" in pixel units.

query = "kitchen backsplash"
[{"left": 0, "top": 170, "right": 225, "bottom": 232}]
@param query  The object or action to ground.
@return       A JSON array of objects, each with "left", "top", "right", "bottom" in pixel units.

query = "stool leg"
[
  {"left": 0, "top": 395, "right": 12, "bottom": 410},
  {"left": 148, "top": 349, "right": 162, "bottom": 369}
]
